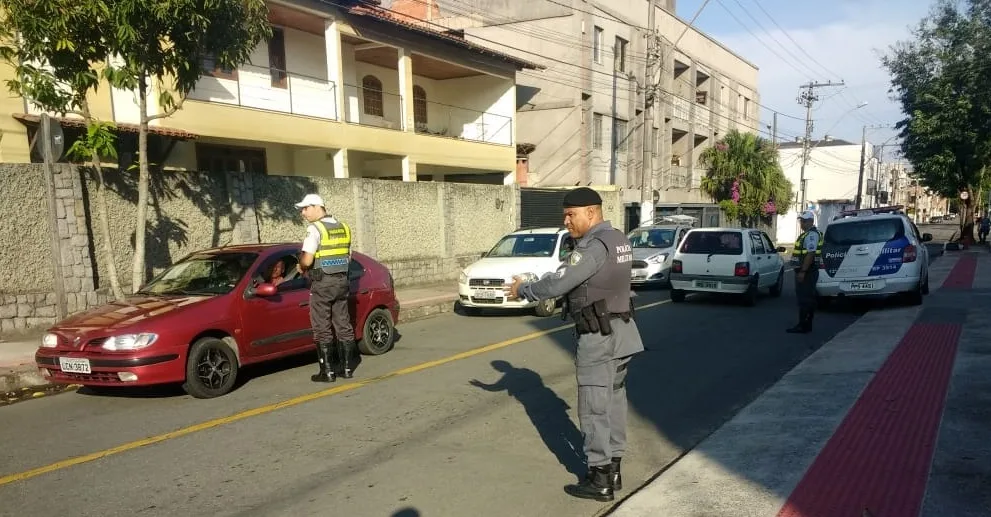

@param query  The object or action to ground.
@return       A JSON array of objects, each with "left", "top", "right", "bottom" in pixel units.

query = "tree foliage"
[
  {"left": 882, "top": 0, "right": 991, "bottom": 240},
  {"left": 698, "top": 130, "right": 793, "bottom": 227}
]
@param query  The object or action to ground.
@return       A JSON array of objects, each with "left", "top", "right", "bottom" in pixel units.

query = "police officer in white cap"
[
  {"left": 295, "top": 193, "right": 356, "bottom": 382},
  {"left": 789, "top": 210, "right": 822, "bottom": 333}
]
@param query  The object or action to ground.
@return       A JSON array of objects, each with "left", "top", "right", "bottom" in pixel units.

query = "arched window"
[
  {"left": 413, "top": 85, "right": 427, "bottom": 125},
  {"left": 362, "top": 75, "right": 383, "bottom": 116}
]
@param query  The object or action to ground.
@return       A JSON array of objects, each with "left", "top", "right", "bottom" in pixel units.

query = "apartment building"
[
  {"left": 418, "top": 0, "right": 760, "bottom": 205},
  {"left": 0, "top": 0, "right": 541, "bottom": 183}
]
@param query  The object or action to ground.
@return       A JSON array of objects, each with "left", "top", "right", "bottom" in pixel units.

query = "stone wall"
[{"left": 0, "top": 163, "right": 625, "bottom": 334}]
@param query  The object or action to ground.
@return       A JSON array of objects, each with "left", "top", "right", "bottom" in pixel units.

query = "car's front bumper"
[
  {"left": 631, "top": 261, "right": 669, "bottom": 285},
  {"left": 457, "top": 282, "right": 537, "bottom": 309},
  {"left": 669, "top": 273, "right": 751, "bottom": 294},
  {"left": 35, "top": 346, "right": 187, "bottom": 387}
]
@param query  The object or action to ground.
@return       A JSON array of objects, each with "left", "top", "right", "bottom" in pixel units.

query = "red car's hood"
[{"left": 50, "top": 294, "right": 212, "bottom": 340}]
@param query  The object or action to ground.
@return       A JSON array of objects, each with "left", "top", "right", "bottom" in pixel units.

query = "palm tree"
[{"left": 698, "top": 130, "right": 793, "bottom": 227}]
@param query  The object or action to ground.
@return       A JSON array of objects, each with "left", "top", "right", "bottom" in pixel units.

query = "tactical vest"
[
  {"left": 567, "top": 223, "right": 633, "bottom": 314},
  {"left": 312, "top": 218, "right": 352, "bottom": 275},
  {"left": 792, "top": 227, "right": 823, "bottom": 267}
]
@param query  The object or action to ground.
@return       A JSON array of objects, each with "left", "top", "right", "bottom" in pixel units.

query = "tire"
[
  {"left": 670, "top": 289, "right": 686, "bottom": 303},
  {"left": 906, "top": 279, "right": 924, "bottom": 306},
  {"left": 358, "top": 308, "right": 396, "bottom": 355},
  {"left": 742, "top": 277, "right": 759, "bottom": 306},
  {"left": 182, "top": 337, "right": 239, "bottom": 399},
  {"left": 921, "top": 272, "right": 930, "bottom": 295},
  {"left": 816, "top": 296, "right": 831, "bottom": 311},
  {"left": 534, "top": 298, "right": 557, "bottom": 317},
  {"left": 769, "top": 268, "right": 784, "bottom": 297}
]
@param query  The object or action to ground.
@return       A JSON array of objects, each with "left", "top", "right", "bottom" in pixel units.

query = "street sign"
[
  {"left": 960, "top": 191, "right": 969, "bottom": 200},
  {"left": 40, "top": 113, "right": 65, "bottom": 160}
]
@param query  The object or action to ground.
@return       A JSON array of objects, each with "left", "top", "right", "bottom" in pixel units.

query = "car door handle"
[{"left": 299, "top": 301, "right": 309, "bottom": 307}]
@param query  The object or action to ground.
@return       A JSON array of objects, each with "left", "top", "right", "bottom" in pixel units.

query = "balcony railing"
[
  {"left": 667, "top": 165, "right": 690, "bottom": 189},
  {"left": 694, "top": 103, "right": 710, "bottom": 130},
  {"left": 415, "top": 99, "right": 512, "bottom": 146},
  {"left": 672, "top": 97, "right": 691, "bottom": 121},
  {"left": 189, "top": 64, "right": 337, "bottom": 120},
  {"left": 342, "top": 84, "right": 404, "bottom": 131}
]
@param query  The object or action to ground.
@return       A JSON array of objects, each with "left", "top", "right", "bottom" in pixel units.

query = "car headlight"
[
  {"left": 647, "top": 253, "right": 668, "bottom": 264},
  {"left": 518, "top": 272, "right": 539, "bottom": 283},
  {"left": 102, "top": 333, "right": 158, "bottom": 351},
  {"left": 41, "top": 333, "right": 58, "bottom": 348},
  {"left": 458, "top": 271, "right": 468, "bottom": 284}
]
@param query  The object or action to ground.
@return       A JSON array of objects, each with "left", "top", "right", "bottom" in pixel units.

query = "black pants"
[
  {"left": 795, "top": 268, "right": 819, "bottom": 312},
  {"left": 310, "top": 272, "right": 354, "bottom": 344}
]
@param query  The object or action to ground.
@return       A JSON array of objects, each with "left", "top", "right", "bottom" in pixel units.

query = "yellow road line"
[{"left": 0, "top": 297, "right": 678, "bottom": 487}]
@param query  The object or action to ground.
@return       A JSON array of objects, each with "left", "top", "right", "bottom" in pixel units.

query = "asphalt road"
[{"left": 0, "top": 233, "right": 948, "bottom": 517}]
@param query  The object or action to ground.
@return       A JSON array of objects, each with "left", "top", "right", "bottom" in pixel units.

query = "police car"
[{"left": 816, "top": 205, "right": 933, "bottom": 306}]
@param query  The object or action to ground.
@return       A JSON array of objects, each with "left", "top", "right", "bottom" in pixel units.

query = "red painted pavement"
[
  {"left": 939, "top": 254, "right": 978, "bottom": 290},
  {"left": 776, "top": 322, "right": 963, "bottom": 517}
]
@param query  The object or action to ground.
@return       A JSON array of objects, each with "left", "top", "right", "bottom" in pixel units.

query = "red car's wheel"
[
  {"left": 358, "top": 308, "right": 395, "bottom": 355},
  {"left": 183, "top": 337, "right": 239, "bottom": 399}
]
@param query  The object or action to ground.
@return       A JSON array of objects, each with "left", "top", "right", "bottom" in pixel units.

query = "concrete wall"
[{"left": 0, "top": 164, "right": 624, "bottom": 333}]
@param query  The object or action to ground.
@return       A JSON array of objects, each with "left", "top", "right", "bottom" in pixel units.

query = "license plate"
[
  {"left": 473, "top": 290, "right": 498, "bottom": 299},
  {"left": 631, "top": 271, "right": 646, "bottom": 279},
  {"left": 695, "top": 280, "right": 718, "bottom": 289},
  {"left": 59, "top": 357, "right": 91, "bottom": 374},
  {"left": 850, "top": 281, "right": 875, "bottom": 290}
]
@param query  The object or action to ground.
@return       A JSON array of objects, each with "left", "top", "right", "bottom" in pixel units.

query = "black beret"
[{"left": 562, "top": 187, "right": 602, "bottom": 207}]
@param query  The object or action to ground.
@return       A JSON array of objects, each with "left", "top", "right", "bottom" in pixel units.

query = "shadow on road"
[
  {"left": 469, "top": 360, "right": 586, "bottom": 481},
  {"left": 391, "top": 508, "right": 420, "bottom": 517}
]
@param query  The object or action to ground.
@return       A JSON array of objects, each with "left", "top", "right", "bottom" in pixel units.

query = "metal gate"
[{"left": 520, "top": 188, "right": 569, "bottom": 229}]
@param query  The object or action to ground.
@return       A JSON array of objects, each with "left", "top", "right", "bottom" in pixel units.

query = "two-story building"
[
  {"left": 418, "top": 0, "right": 760, "bottom": 204},
  {"left": 0, "top": 0, "right": 541, "bottom": 184}
]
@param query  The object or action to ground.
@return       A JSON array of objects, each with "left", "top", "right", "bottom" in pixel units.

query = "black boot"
[
  {"left": 610, "top": 457, "right": 622, "bottom": 491},
  {"left": 338, "top": 340, "right": 354, "bottom": 379},
  {"left": 786, "top": 309, "right": 811, "bottom": 333},
  {"left": 564, "top": 464, "right": 614, "bottom": 502},
  {"left": 310, "top": 342, "right": 336, "bottom": 383}
]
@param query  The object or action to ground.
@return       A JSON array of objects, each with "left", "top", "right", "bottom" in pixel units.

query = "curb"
[{"left": 0, "top": 295, "right": 462, "bottom": 398}]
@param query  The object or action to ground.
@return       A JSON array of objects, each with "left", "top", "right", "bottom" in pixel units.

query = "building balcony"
[
  {"left": 672, "top": 96, "right": 691, "bottom": 121},
  {"left": 187, "top": 63, "right": 338, "bottom": 120}
]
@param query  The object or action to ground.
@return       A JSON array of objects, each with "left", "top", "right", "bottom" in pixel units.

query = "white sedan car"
[
  {"left": 668, "top": 227, "right": 787, "bottom": 306},
  {"left": 457, "top": 227, "right": 573, "bottom": 316}
]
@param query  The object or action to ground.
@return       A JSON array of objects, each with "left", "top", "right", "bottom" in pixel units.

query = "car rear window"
[
  {"left": 825, "top": 219, "right": 905, "bottom": 246},
  {"left": 679, "top": 231, "right": 743, "bottom": 255}
]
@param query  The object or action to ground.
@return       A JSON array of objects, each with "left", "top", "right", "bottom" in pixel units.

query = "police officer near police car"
[
  {"left": 505, "top": 187, "right": 644, "bottom": 502},
  {"left": 788, "top": 210, "right": 822, "bottom": 334},
  {"left": 295, "top": 194, "right": 356, "bottom": 382}
]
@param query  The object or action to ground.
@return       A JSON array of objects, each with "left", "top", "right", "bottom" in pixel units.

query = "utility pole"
[
  {"left": 639, "top": 0, "right": 660, "bottom": 226},
  {"left": 771, "top": 112, "right": 778, "bottom": 146},
  {"left": 856, "top": 123, "right": 892, "bottom": 209},
  {"left": 797, "top": 80, "right": 844, "bottom": 212}
]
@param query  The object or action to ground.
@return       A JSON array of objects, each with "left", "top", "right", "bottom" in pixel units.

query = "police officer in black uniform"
[
  {"left": 788, "top": 210, "right": 822, "bottom": 333},
  {"left": 505, "top": 187, "right": 644, "bottom": 502},
  {"left": 296, "top": 194, "right": 356, "bottom": 382}
]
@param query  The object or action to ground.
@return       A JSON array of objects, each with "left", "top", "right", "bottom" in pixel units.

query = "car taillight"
[
  {"left": 734, "top": 262, "right": 749, "bottom": 277},
  {"left": 903, "top": 244, "right": 917, "bottom": 263},
  {"left": 672, "top": 260, "right": 682, "bottom": 273}
]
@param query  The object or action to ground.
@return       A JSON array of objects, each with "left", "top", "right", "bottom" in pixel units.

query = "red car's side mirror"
[{"left": 255, "top": 283, "right": 277, "bottom": 297}]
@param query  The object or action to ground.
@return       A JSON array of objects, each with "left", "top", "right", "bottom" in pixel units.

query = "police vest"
[
  {"left": 792, "top": 227, "right": 823, "bottom": 266},
  {"left": 566, "top": 224, "right": 633, "bottom": 314},
  {"left": 312, "top": 218, "right": 352, "bottom": 275}
]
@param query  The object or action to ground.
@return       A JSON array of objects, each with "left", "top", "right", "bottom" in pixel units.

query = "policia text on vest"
[
  {"left": 296, "top": 194, "right": 357, "bottom": 383},
  {"left": 504, "top": 187, "right": 645, "bottom": 503}
]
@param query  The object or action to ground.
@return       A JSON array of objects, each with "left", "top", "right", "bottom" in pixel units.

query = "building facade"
[
  {"left": 409, "top": 0, "right": 760, "bottom": 206},
  {"left": 0, "top": 0, "right": 540, "bottom": 184}
]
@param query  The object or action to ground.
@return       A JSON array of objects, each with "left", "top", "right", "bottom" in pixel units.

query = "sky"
[{"left": 676, "top": 0, "right": 935, "bottom": 161}]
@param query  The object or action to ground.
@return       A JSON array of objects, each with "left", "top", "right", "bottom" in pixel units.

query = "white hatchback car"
[
  {"left": 816, "top": 206, "right": 932, "bottom": 306},
  {"left": 669, "top": 227, "right": 787, "bottom": 305},
  {"left": 457, "top": 227, "right": 573, "bottom": 316}
]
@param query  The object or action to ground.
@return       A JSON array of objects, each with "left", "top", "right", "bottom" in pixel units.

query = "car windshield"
[
  {"left": 487, "top": 234, "right": 559, "bottom": 258},
  {"left": 137, "top": 252, "right": 258, "bottom": 296},
  {"left": 628, "top": 228, "right": 676, "bottom": 248},
  {"left": 679, "top": 231, "right": 743, "bottom": 255},
  {"left": 825, "top": 219, "right": 905, "bottom": 245}
]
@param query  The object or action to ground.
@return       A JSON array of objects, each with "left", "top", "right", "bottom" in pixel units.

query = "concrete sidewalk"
[
  {"left": 607, "top": 248, "right": 990, "bottom": 517},
  {"left": 1, "top": 282, "right": 460, "bottom": 395}
]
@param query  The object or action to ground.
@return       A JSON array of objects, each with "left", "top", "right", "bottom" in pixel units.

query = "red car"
[{"left": 34, "top": 243, "right": 400, "bottom": 398}]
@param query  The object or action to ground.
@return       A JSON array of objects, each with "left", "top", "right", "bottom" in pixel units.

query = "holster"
[
  {"left": 592, "top": 299, "right": 613, "bottom": 336},
  {"left": 310, "top": 268, "right": 324, "bottom": 281}
]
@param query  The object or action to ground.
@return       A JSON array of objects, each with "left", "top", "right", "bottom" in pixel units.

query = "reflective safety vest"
[
  {"left": 313, "top": 218, "right": 352, "bottom": 274},
  {"left": 792, "top": 227, "right": 823, "bottom": 267}
]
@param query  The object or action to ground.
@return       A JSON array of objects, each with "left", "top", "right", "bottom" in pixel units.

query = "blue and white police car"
[{"left": 816, "top": 205, "right": 933, "bottom": 306}]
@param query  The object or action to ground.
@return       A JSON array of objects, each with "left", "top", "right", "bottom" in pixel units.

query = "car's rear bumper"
[
  {"left": 817, "top": 275, "right": 920, "bottom": 297},
  {"left": 35, "top": 347, "right": 186, "bottom": 387},
  {"left": 669, "top": 273, "right": 751, "bottom": 294}
]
